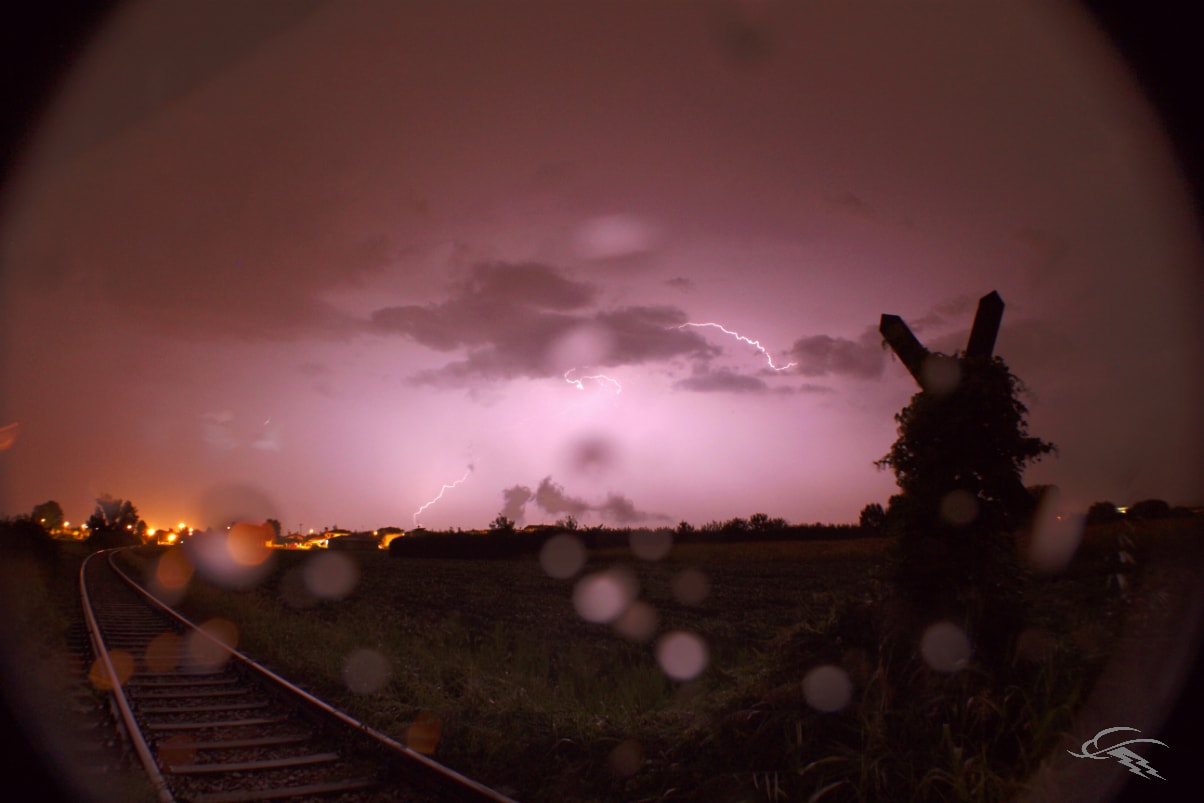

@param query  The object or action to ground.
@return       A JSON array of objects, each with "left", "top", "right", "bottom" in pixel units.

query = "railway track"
[{"left": 80, "top": 549, "right": 518, "bottom": 803}]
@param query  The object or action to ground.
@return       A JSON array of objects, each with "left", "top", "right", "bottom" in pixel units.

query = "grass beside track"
[{"left": 117, "top": 522, "right": 1200, "bottom": 802}]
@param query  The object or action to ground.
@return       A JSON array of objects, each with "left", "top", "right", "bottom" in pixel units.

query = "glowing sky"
[{"left": 1, "top": 1, "right": 1200, "bottom": 532}]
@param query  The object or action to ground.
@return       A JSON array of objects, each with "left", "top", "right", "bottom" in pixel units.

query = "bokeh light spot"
[
  {"left": 1026, "top": 487, "right": 1083, "bottom": 573},
  {"left": 656, "top": 631, "right": 709, "bottom": 681},
  {"left": 406, "top": 711, "right": 442, "bottom": 755},
  {"left": 0, "top": 421, "right": 18, "bottom": 451},
  {"left": 608, "top": 738, "right": 644, "bottom": 778},
  {"left": 187, "top": 618, "right": 238, "bottom": 672},
  {"left": 149, "top": 548, "right": 194, "bottom": 605},
  {"left": 540, "top": 534, "right": 586, "bottom": 579},
  {"left": 920, "top": 621, "right": 972, "bottom": 673},
  {"left": 303, "top": 551, "right": 359, "bottom": 600},
  {"left": 158, "top": 734, "right": 196, "bottom": 767},
  {"left": 671, "top": 567, "right": 709, "bottom": 605},
  {"left": 612, "top": 600, "right": 659, "bottom": 642},
  {"left": 573, "top": 568, "right": 638, "bottom": 624},
  {"left": 145, "top": 631, "right": 181, "bottom": 673},
  {"left": 920, "top": 354, "right": 961, "bottom": 396},
  {"left": 802, "top": 664, "right": 853, "bottom": 712},
  {"left": 279, "top": 566, "right": 318, "bottom": 609},
  {"left": 342, "top": 648, "right": 390, "bottom": 694},
  {"left": 88, "top": 650, "right": 134, "bottom": 691},
  {"left": 227, "top": 521, "right": 273, "bottom": 566},
  {"left": 939, "top": 490, "right": 979, "bottom": 526},
  {"left": 629, "top": 528, "right": 672, "bottom": 561}
]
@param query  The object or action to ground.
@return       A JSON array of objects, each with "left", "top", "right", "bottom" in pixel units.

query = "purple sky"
[{"left": 1, "top": 1, "right": 1200, "bottom": 533}]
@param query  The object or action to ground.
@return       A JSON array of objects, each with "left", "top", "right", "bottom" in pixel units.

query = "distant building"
[{"left": 327, "top": 532, "right": 382, "bottom": 550}]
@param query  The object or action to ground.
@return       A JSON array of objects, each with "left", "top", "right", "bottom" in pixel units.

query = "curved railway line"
[{"left": 79, "top": 549, "right": 518, "bottom": 803}]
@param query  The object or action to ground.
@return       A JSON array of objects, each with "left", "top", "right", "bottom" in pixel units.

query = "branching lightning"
[
  {"left": 564, "top": 369, "right": 622, "bottom": 394},
  {"left": 413, "top": 466, "right": 473, "bottom": 527},
  {"left": 678, "top": 322, "right": 797, "bottom": 371}
]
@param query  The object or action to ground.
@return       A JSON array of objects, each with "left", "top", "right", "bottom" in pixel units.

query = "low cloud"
[
  {"left": 499, "top": 484, "right": 533, "bottom": 522},
  {"left": 374, "top": 261, "right": 717, "bottom": 386},
  {"left": 672, "top": 366, "right": 769, "bottom": 394},
  {"left": 498, "top": 476, "right": 664, "bottom": 524},
  {"left": 786, "top": 327, "right": 885, "bottom": 379}
]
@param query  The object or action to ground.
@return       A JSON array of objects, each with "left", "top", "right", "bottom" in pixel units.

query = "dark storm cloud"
[
  {"left": 374, "top": 262, "right": 717, "bottom": 385},
  {"left": 534, "top": 476, "right": 591, "bottom": 517},
  {"left": 597, "top": 492, "right": 668, "bottom": 524},
  {"left": 665, "top": 277, "right": 694, "bottom": 293},
  {"left": 500, "top": 476, "right": 665, "bottom": 524},
  {"left": 672, "top": 366, "right": 770, "bottom": 394},
  {"left": 499, "top": 484, "right": 533, "bottom": 522},
  {"left": 786, "top": 327, "right": 885, "bottom": 379}
]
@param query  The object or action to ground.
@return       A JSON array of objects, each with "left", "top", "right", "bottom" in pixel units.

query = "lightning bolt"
[
  {"left": 564, "top": 369, "right": 622, "bottom": 393},
  {"left": 413, "top": 466, "right": 472, "bottom": 527},
  {"left": 1108, "top": 747, "right": 1165, "bottom": 780},
  {"left": 677, "top": 322, "right": 797, "bottom": 371}
]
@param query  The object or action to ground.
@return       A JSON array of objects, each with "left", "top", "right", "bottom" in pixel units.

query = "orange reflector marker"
[{"left": 88, "top": 649, "right": 135, "bottom": 690}]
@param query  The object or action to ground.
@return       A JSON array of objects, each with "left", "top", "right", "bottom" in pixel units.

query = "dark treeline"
[{"left": 387, "top": 519, "right": 869, "bottom": 560}]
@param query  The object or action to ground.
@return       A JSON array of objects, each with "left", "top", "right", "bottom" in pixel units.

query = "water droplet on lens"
[
  {"left": 540, "top": 534, "right": 586, "bottom": 579},
  {"left": 656, "top": 631, "right": 708, "bottom": 681},
  {"left": 920, "top": 621, "right": 971, "bottom": 673},
  {"left": 342, "top": 648, "right": 390, "bottom": 694},
  {"left": 802, "top": 664, "right": 853, "bottom": 712}
]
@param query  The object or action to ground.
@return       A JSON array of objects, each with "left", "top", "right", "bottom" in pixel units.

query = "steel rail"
[
  {"left": 106, "top": 547, "right": 518, "bottom": 803},
  {"left": 80, "top": 549, "right": 176, "bottom": 803}
]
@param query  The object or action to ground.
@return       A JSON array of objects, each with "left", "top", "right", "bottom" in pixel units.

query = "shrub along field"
[{"left": 118, "top": 519, "right": 1201, "bottom": 802}]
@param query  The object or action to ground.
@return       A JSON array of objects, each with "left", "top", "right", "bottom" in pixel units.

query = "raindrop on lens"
[
  {"left": 303, "top": 551, "right": 358, "bottom": 600},
  {"left": 802, "top": 664, "right": 853, "bottom": 712},
  {"left": 613, "top": 600, "right": 659, "bottom": 642},
  {"left": 920, "top": 354, "right": 961, "bottom": 395},
  {"left": 920, "top": 621, "right": 972, "bottom": 673},
  {"left": 540, "top": 534, "right": 586, "bottom": 579},
  {"left": 671, "top": 567, "right": 709, "bottom": 605},
  {"left": 343, "top": 648, "right": 390, "bottom": 694},
  {"left": 629, "top": 528, "right": 672, "bottom": 561},
  {"left": 573, "top": 568, "right": 637, "bottom": 624},
  {"left": 939, "top": 490, "right": 979, "bottom": 526},
  {"left": 608, "top": 738, "right": 644, "bottom": 777},
  {"left": 656, "top": 631, "right": 708, "bottom": 681}
]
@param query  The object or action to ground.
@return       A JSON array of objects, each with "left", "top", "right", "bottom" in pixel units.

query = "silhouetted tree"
[
  {"left": 30, "top": 500, "right": 64, "bottom": 531},
  {"left": 554, "top": 515, "right": 579, "bottom": 531},
  {"left": 84, "top": 495, "right": 143, "bottom": 549},
  {"left": 1128, "top": 499, "right": 1171, "bottom": 520},
  {"left": 0, "top": 517, "right": 57, "bottom": 571},
  {"left": 876, "top": 354, "right": 1054, "bottom": 668},
  {"left": 858, "top": 502, "right": 886, "bottom": 530},
  {"left": 877, "top": 355, "right": 1055, "bottom": 532},
  {"left": 748, "top": 512, "right": 770, "bottom": 531},
  {"left": 1086, "top": 501, "right": 1123, "bottom": 525},
  {"left": 266, "top": 518, "right": 283, "bottom": 541},
  {"left": 489, "top": 515, "right": 515, "bottom": 533}
]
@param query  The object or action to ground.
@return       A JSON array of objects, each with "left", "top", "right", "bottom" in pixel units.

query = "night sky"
[{"left": 2, "top": 0, "right": 1200, "bottom": 533}]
